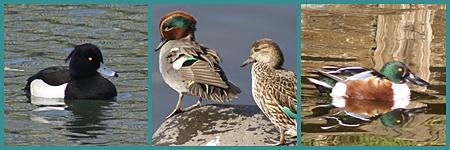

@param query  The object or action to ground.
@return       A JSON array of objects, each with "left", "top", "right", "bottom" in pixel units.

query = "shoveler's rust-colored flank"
[{"left": 344, "top": 76, "right": 394, "bottom": 116}]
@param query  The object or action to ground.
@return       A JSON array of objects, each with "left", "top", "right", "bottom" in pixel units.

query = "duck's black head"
[{"left": 65, "top": 43, "right": 117, "bottom": 78}]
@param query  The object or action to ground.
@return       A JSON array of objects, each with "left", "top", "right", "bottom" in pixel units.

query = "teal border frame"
[
  {"left": 1, "top": 0, "right": 151, "bottom": 149},
  {"left": 0, "top": 0, "right": 447, "bottom": 149}
]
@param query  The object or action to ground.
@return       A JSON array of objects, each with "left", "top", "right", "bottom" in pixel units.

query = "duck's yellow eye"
[
  {"left": 88, "top": 57, "right": 93, "bottom": 61},
  {"left": 396, "top": 119, "right": 401, "bottom": 123},
  {"left": 398, "top": 68, "right": 403, "bottom": 72}
]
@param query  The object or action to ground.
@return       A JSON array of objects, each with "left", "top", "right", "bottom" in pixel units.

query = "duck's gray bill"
[
  {"left": 240, "top": 57, "right": 256, "bottom": 67},
  {"left": 405, "top": 72, "right": 430, "bottom": 87},
  {"left": 155, "top": 39, "right": 169, "bottom": 51},
  {"left": 97, "top": 63, "right": 118, "bottom": 77}
]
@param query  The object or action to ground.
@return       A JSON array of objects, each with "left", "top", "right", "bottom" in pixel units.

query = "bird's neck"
[{"left": 252, "top": 63, "right": 276, "bottom": 77}]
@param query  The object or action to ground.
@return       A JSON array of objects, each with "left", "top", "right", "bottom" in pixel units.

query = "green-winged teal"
[{"left": 156, "top": 11, "right": 241, "bottom": 118}]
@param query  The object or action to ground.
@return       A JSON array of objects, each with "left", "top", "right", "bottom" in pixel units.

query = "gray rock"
[{"left": 152, "top": 104, "right": 297, "bottom": 146}]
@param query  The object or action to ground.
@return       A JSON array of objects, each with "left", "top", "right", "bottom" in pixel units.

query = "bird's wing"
[
  {"left": 166, "top": 42, "right": 228, "bottom": 89},
  {"left": 270, "top": 69, "right": 297, "bottom": 113}
]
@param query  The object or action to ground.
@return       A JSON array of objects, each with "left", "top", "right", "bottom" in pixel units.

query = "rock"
[{"left": 152, "top": 104, "right": 297, "bottom": 146}]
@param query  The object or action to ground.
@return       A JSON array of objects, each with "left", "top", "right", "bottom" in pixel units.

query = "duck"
[
  {"left": 306, "top": 61, "right": 431, "bottom": 128},
  {"left": 24, "top": 43, "right": 118, "bottom": 101},
  {"left": 320, "top": 107, "right": 429, "bottom": 129},
  {"left": 241, "top": 38, "right": 297, "bottom": 145},
  {"left": 155, "top": 10, "right": 241, "bottom": 118}
]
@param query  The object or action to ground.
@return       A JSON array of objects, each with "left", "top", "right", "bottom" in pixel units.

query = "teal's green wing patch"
[
  {"left": 185, "top": 55, "right": 197, "bottom": 61},
  {"left": 282, "top": 106, "right": 297, "bottom": 119}
]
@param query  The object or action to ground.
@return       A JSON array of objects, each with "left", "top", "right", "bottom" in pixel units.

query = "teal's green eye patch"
[{"left": 164, "top": 16, "right": 195, "bottom": 31}]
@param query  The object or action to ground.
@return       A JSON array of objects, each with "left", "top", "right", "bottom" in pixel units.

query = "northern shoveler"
[{"left": 307, "top": 61, "right": 431, "bottom": 128}]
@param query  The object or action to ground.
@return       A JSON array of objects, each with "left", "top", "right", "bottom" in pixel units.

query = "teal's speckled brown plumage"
[
  {"left": 241, "top": 38, "right": 297, "bottom": 145},
  {"left": 156, "top": 11, "right": 241, "bottom": 118}
]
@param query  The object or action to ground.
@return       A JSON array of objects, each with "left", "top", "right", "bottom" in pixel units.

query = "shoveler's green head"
[
  {"left": 380, "top": 61, "right": 431, "bottom": 87},
  {"left": 380, "top": 107, "right": 428, "bottom": 128}
]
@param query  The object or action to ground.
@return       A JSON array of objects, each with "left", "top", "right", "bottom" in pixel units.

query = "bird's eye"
[
  {"left": 88, "top": 57, "right": 93, "bottom": 61},
  {"left": 397, "top": 67, "right": 403, "bottom": 72}
]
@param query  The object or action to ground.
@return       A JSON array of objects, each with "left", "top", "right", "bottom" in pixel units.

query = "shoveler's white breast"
[
  {"left": 330, "top": 82, "right": 347, "bottom": 108},
  {"left": 391, "top": 83, "right": 410, "bottom": 109},
  {"left": 30, "top": 79, "right": 67, "bottom": 98}
]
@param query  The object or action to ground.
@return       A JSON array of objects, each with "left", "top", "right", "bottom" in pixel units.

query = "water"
[
  {"left": 4, "top": 5, "right": 148, "bottom": 146},
  {"left": 152, "top": 5, "right": 298, "bottom": 134},
  {"left": 301, "top": 4, "right": 446, "bottom": 146}
]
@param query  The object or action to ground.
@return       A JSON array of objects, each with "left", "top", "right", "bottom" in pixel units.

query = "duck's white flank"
[{"left": 30, "top": 79, "right": 67, "bottom": 98}]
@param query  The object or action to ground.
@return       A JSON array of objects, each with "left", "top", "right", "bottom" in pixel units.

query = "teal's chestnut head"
[{"left": 156, "top": 11, "right": 197, "bottom": 51}]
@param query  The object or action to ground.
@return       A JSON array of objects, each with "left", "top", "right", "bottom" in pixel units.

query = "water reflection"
[
  {"left": 301, "top": 4, "right": 445, "bottom": 146},
  {"left": 65, "top": 100, "right": 114, "bottom": 144},
  {"left": 30, "top": 106, "right": 71, "bottom": 126},
  {"left": 28, "top": 98, "right": 116, "bottom": 144}
]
